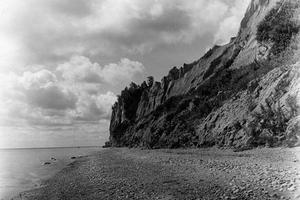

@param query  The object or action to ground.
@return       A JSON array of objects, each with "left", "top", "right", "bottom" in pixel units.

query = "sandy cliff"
[{"left": 108, "top": 0, "right": 300, "bottom": 149}]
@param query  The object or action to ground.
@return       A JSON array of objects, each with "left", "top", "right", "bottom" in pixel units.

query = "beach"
[{"left": 16, "top": 147, "right": 300, "bottom": 200}]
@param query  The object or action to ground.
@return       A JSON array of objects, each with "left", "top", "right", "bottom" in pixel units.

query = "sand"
[{"left": 14, "top": 147, "right": 300, "bottom": 200}]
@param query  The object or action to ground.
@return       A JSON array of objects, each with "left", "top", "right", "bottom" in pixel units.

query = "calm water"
[{"left": 0, "top": 147, "right": 101, "bottom": 200}]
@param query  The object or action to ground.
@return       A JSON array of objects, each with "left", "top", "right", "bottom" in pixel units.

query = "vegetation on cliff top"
[{"left": 256, "top": 0, "right": 300, "bottom": 56}]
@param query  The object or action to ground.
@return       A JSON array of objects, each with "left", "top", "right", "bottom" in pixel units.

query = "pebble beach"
[{"left": 15, "top": 147, "right": 300, "bottom": 200}]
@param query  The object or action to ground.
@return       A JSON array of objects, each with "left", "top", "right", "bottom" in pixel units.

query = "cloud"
[
  {"left": 74, "top": 91, "right": 117, "bottom": 122},
  {"left": 101, "top": 58, "right": 145, "bottom": 84},
  {"left": 57, "top": 56, "right": 145, "bottom": 85},
  {"left": 1, "top": 0, "right": 249, "bottom": 66},
  {"left": 91, "top": 0, "right": 229, "bottom": 54},
  {"left": 16, "top": 70, "right": 77, "bottom": 110},
  {"left": 0, "top": 56, "right": 140, "bottom": 128},
  {"left": 25, "top": 86, "right": 77, "bottom": 110},
  {"left": 46, "top": 0, "right": 92, "bottom": 18},
  {"left": 20, "top": 70, "right": 58, "bottom": 88},
  {"left": 214, "top": 0, "right": 251, "bottom": 44},
  {"left": 57, "top": 56, "right": 103, "bottom": 83}
]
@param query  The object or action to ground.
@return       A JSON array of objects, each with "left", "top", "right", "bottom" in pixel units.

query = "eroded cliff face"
[{"left": 108, "top": 0, "right": 300, "bottom": 149}]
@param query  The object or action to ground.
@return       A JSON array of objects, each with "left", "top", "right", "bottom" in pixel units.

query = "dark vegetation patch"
[
  {"left": 256, "top": 0, "right": 300, "bottom": 56},
  {"left": 116, "top": 82, "right": 145, "bottom": 122},
  {"left": 248, "top": 95, "right": 298, "bottom": 147},
  {"left": 203, "top": 55, "right": 223, "bottom": 80},
  {"left": 203, "top": 47, "right": 230, "bottom": 80}
]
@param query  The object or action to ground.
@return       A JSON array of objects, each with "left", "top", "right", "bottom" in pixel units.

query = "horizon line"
[{"left": 0, "top": 145, "right": 102, "bottom": 150}]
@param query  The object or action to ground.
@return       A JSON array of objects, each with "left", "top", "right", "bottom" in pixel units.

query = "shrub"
[
  {"left": 147, "top": 76, "right": 154, "bottom": 87},
  {"left": 102, "top": 141, "right": 112, "bottom": 148},
  {"left": 286, "top": 94, "right": 300, "bottom": 117},
  {"left": 249, "top": 96, "right": 297, "bottom": 147},
  {"left": 256, "top": 1, "right": 300, "bottom": 56}
]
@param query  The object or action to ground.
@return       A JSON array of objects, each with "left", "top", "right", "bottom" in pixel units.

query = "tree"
[
  {"left": 147, "top": 76, "right": 154, "bottom": 87},
  {"left": 129, "top": 82, "right": 138, "bottom": 90},
  {"left": 256, "top": 1, "right": 300, "bottom": 56}
]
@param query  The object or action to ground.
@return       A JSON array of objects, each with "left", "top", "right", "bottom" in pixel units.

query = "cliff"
[{"left": 108, "top": 0, "right": 300, "bottom": 149}]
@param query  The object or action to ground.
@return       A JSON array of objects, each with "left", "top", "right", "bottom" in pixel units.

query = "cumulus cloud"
[
  {"left": 20, "top": 70, "right": 58, "bottom": 88},
  {"left": 0, "top": 54, "right": 145, "bottom": 132},
  {"left": 1, "top": 0, "right": 250, "bottom": 66},
  {"left": 15, "top": 70, "right": 77, "bottom": 110},
  {"left": 57, "top": 56, "right": 103, "bottom": 83},
  {"left": 57, "top": 56, "right": 144, "bottom": 85},
  {"left": 26, "top": 86, "right": 77, "bottom": 110},
  {"left": 74, "top": 91, "right": 117, "bottom": 122},
  {"left": 101, "top": 58, "right": 145, "bottom": 84}
]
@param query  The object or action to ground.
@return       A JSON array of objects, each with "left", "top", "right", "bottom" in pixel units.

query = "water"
[{"left": 0, "top": 147, "right": 101, "bottom": 200}]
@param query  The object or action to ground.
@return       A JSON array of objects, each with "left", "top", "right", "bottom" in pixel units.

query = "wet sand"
[{"left": 15, "top": 147, "right": 300, "bottom": 200}]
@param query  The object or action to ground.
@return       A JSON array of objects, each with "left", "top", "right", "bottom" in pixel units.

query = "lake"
[{"left": 0, "top": 147, "right": 102, "bottom": 200}]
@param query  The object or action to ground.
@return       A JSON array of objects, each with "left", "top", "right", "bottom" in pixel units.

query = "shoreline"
[
  {"left": 11, "top": 157, "right": 89, "bottom": 200},
  {"left": 0, "top": 147, "right": 99, "bottom": 200},
  {"left": 15, "top": 154, "right": 92, "bottom": 200},
  {"left": 14, "top": 147, "right": 300, "bottom": 200}
]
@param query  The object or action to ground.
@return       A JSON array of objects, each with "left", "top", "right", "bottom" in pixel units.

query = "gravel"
[{"left": 15, "top": 147, "right": 300, "bottom": 200}]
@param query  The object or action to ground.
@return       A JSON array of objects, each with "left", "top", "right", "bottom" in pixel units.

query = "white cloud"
[
  {"left": 57, "top": 56, "right": 145, "bottom": 85},
  {"left": 0, "top": 1, "right": 26, "bottom": 69},
  {"left": 150, "top": 3, "right": 164, "bottom": 18},
  {"left": 74, "top": 91, "right": 117, "bottom": 121},
  {"left": 20, "top": 70, "right": 57, "bottom": 89},
  {"left": 15, "top": 70, "right": 77, "bottom": 110},
  {"left": 0, "top": 56, "right": 141, "bottom": 129},
  {"left": 0, "top": 0, "right": 250, "bottom": 65},
  {"left": 57, "top": 56, "right": 103, "bottom": 83},
  {"left": 101, "top": 58, "right": 145, "bottom": 84}
]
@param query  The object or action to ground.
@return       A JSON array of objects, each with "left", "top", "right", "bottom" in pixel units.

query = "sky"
[{"left": 0, "top": 0, "right": 250, "bottom": 148}]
